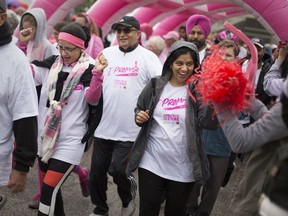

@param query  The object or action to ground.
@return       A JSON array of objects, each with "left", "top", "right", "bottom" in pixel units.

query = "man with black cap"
[
  {"left": 0, "top": 0, "right": 38, "bottom": 210},
  {"left": 89, "top": 15, "right": 162, "bottom": 216}
]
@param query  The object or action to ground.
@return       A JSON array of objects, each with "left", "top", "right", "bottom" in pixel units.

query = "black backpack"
[{"left": 81, "top": 95, "right": 103, "bottom": 151}]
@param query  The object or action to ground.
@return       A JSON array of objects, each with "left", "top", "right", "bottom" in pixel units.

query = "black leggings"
[
  {"left": 38, "top": 158, "right": 75, "bottom": 216},
  {"left": 138, "top": 168, "right": 194, "bottom": 216}
]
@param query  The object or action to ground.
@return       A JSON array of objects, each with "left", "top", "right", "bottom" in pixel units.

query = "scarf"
[
  {"left": 40, "top": 52, "right": 90, "bottom": 163},
  {"left": 0, "top": 21, "right": 12, "bottom": 46}
]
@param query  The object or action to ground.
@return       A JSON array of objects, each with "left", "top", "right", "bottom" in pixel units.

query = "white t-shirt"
[
  {"left": 139, "top": 82, "right": 194, "bottom": 182},
  {"left": 33, "top": 54, "right": 94, "bottom": 152},
  {"left": 94, "top": 45, "right": 162, "bottom": 141},
  {"left": 33, "top": 64, "right": 90, "bottom": 165},
  {"left": 198, "top": 44, "right": 211, "bottom": 64},
  {"left": 242, "top": 59, "right": 262, "bottom": 89},
  {"left": 199, "top": 48, "right": 206, "bottom": 64},
  {"left": 0, "top": 42, "right": 38, "bottom": 186},
  {"left": 33, "top": 66, "right": 49, "bottom": 152}
]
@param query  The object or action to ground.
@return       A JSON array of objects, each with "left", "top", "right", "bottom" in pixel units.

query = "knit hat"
[
  {"left": 140, "top": 23, "right": 153, "bottom": 39},
  {"left": 163, "top": 31, "right": 179, "bottom": 41},
  {"left": 59, "top": 22, "right": 90, "bottom": 49},
  {"left": 162, "top": 41, "right": 199, "bottom": 77},
  {"left": 0, "top": 0, "right": 6, "bottom": 12},
  {"left": 186, "top": 14, "right": 211, "bottom": 38},
  {"left": 112, "top": 16, "right": 140, "bottom": 30}
]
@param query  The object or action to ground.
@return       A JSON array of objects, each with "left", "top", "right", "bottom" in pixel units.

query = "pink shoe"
[
  {"left": 80, "top": 168, "right": 90, "bottom": 197},
  {"left": 28, "top": 200, "right": 39, "bottom": 209},
  {"left": 28, "top": 194, "right": 40, "bottom": 209}
]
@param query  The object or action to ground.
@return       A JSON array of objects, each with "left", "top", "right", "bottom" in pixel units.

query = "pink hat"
[
  {"left": 186, "top": 14, "right": 211, "bottom": 38},
  {"left": 163, "top": 31, "right": 179, "bottom": 40},
  {"left": 140, "top": 23, "right": 153, "bottom": 39}
]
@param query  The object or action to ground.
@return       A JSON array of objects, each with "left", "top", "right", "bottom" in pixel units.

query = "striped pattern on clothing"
[{"left": 40, "top": 52, "right": 90, "bottom": 163}]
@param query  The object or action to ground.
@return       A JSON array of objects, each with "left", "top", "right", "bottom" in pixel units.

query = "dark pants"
[
  {"left": 186, "top": 155, "right": 229, "bottom": 216},
  {"left": 139, "top": 168, "right": 194, "bottom": 216},
  {"left": 89, "top": 137, "right": 136, "bottom": 212}
]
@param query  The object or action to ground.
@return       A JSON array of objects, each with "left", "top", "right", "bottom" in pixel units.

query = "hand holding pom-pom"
[{"left": 197, "top": 47, "right": 253, "bottom": 114}]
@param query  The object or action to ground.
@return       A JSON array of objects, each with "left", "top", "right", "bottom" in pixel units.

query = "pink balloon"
[{"left": 224, "top": 22, "right": 258, "bottom": 91}]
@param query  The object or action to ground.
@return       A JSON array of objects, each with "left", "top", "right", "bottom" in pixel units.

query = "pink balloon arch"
[{"left": 27, "top": 0, "right": 288, "bottom": 43}]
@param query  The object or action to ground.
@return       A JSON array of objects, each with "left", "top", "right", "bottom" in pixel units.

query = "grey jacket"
[
  {"left": 217, "top": 98, "right": 288, "bottom": 216},
  {"left": 127, "top": 72, "right": 209, "bottom": 185},
  {"left": 263, "top": 59, "right": 284, "bottom": 97},
  {"left": 19, "top": 8, "right": 57, "bottom": 61}
]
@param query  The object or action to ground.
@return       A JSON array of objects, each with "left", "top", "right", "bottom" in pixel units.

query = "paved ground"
[{"left": 0, "top": 147, "right": 242, "bottom": 216}]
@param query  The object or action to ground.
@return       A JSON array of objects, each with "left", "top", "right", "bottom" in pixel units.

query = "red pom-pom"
[{"left": 197, "top": 48, "right": 253, "bottom": 114}]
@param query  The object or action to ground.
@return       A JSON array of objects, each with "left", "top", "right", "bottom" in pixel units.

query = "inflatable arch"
[
  {"left": 28, "top": 0, "right": 86, "bottom": 36},
  {"left": 27, "top": 0, "right": 288, "bottom": 42}
]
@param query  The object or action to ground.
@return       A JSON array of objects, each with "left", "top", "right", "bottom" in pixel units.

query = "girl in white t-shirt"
[{"left": 128, "top": 41, "right": 209, "bottom": 216}]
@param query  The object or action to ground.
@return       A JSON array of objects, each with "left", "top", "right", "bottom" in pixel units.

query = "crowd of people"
[{"left": 0, "top": 0, "right": 288, "bottom": 216}]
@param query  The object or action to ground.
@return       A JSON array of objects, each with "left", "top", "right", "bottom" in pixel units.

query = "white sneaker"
[
  {"left": 89, "top": 212, "right": 108, "bottom": 216},
  {"left": 121, "top": 199, "right": 135, "bottom": 216}
]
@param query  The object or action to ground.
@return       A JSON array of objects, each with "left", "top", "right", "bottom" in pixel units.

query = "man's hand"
[{"left": 7, "top": 169, "right": 27, "bottom": 193}]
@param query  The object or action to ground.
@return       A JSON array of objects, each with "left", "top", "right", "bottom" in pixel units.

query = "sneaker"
[
  {"left": 0, "top": 194, "right": 7, "bottom": 210},
  {"left": 121, "top": 199, "right": 135, "bottom": 216},
  {"left": 28, "top": 193, "right": 40, "bottom": 209},
  {"left": 89, "top": 206, "right": 108, "bottom": 216},
  {"left": 28, "top": 200, "right": 40, "bottom": 209},
  {"left": 80, "top": 168, "right": 90, "bottom": 197}
]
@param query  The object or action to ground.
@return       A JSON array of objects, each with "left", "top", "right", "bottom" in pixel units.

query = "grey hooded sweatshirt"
[
  {"left": 19, "top": 8, "right": 57, "bottom": 62},
  {"left": 127, "top": 41, "right": 210, "bottom": 184}
]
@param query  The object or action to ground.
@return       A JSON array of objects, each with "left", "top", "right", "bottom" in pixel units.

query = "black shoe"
[
  {"left": 0, "top": 194, "right": 7, "bottom": 210},
  {"left": 89, "top": 206, "right": 108, "bottom": 216}
]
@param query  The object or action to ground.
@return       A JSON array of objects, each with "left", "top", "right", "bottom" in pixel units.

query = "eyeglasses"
[
  {"left": 116, "top": 28, "right": 138, "bottom": 34},
  {"left": 56, "top": 44, "right": 78, "bottom": 54}
]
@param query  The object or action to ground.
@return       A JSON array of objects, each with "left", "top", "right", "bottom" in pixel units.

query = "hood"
[
  {"left": 162, "top": 40, "right": 199, "bottom": 77},
  {"left": 20, "top": 8, "right": 47, "bottom": 46}
]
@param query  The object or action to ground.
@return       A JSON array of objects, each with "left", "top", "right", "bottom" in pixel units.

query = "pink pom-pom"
[{"left": 197, "top": 48, "right": 253, "bottom": 114}]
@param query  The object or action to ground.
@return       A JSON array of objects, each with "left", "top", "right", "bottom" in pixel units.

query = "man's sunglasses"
[{"left": 116, "top": 28, "right": 138, "bottom": 34}]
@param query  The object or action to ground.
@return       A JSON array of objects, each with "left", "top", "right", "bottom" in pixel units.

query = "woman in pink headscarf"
[{"left": 140, "top": 22, "right": 153, "bottom": 47}]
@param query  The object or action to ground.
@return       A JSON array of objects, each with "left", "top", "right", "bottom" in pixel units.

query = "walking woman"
[
  {"left": 127, "top": 41, "right": 209, "bottom": 216},
  {"left": 31, "top": 22, "right": 103, "bottom": 216}
]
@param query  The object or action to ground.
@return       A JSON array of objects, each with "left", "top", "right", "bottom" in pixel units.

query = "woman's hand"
[
  {"left": 19, "top": 28, "right": 34, "bottom": 43},
  {"left": 136, "top": 110, "right": 150, "bottom": 124},
  {"left": 94, "top": 52, "right": 108, "bottom": 71},
  {"left": 278, "top": 46, "right": 288, "bottom": 62}
]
